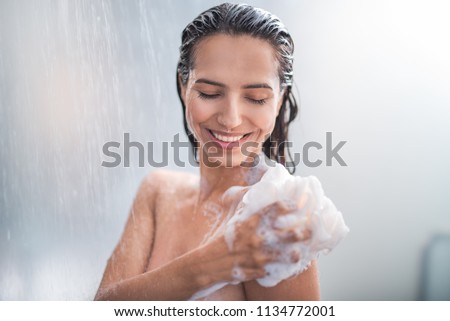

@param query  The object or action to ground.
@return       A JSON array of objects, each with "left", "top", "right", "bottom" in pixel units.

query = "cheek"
[
  {"left": 185, "top": 99, "right": 211, "bottom": 136},
  {"left": 254, "top": 107, "right": 278, "bottom": 134}
]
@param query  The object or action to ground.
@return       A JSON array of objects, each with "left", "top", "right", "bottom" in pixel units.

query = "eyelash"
[
  {"left": 249, "top": 98, "right": 267, "bottom": 105},
  {"left": 197, "top": 92, "right": 267, "bottom": 105},
  {"left": 198, "top": 92, "right": 219, "bottom": 100}
]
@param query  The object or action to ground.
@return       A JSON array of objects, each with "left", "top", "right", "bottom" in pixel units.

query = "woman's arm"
[
  {"left": 94, "top": 170, "right": 211, "bottom": 300},
  {"left": 94, "top": 239, "right": 232, "bottom": 300},
  {"left": 243, "top": 260, "right": 320, "bottom": 300},
  {"left": 95, "top": 171, "right": 306, "bottom": 300},
  {"left": 94, "top": 170, "right": 267, "bottom": 300}
]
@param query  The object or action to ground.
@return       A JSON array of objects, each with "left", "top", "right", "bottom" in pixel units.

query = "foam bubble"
[
  {"left": 231, "top": 266, "right": 245, "bottom": 282},
  {"left": 191, "top": 159, "right": 349, "bottom": 299},
  {"left": 227, "top": 161, "right": 349, "bottom": 287},
  {"left": 188, "top": 281, "right": 229, "bottom": 301}
]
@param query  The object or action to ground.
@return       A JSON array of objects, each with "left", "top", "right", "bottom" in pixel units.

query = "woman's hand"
[
  {"left": 230, "top": 201, "right": 311, "bottom": 278},
  {"left": 196, "top": 200, "right": 311, "bottom": 288}
]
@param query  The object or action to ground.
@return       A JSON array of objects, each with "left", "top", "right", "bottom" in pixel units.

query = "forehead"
[{"left": 192, "top": 34, "right": 279, "bottom": 86}]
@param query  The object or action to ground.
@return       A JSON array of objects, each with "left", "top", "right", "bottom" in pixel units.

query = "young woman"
[{"left": 95, "top": 3, "right": 320, "bottom": 301}]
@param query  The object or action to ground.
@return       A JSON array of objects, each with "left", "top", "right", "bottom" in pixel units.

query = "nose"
[{"left": 217, "top": 98, "right": 242, "bottom": 130}]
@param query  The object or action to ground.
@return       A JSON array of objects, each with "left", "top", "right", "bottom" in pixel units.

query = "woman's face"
[{"left": 180, "top": 34, "right": 285, "bottom": 168}]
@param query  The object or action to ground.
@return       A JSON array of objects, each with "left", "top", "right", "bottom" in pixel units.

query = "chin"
[{"left": 200, "top": 146, "right": 261, "bottom": 169}]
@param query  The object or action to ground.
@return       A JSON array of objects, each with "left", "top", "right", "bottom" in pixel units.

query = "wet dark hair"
[{"left": 176, "top": 2, "right": 298, "bottom": 173}]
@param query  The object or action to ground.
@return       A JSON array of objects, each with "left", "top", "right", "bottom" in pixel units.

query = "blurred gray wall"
[{"left": 1, "top": 0, "right": 449, "bottom": 300}]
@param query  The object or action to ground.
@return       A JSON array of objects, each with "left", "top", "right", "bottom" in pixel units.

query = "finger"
[
  {"left": 273, "top": 213, "right": 306, "bottom": 230},
  {"left": 276, "top": 228, "right": 312, "bottom": 243},
  {"left": 245, "top": 213, "right": 263, "bottom": 229},
  {"left": 261, "top": 246, "right": 282, "bottom": 261},
  {"left": 236, "top": 267, "right": 268, "bottom": 280},
  {"left": 297, "top": 193, "right": 309, "bottom": 208},
  {"left": 231, "top": 267, "right": 246, "bottom": 281},
  {"left": 288, "top": 250, "right": 301, "bottom": 263},
  {"left": 252, "top": 248, "right": 281, "bottom": 266},
  {"left": 276, "top": 199, "right": 299, "bottom": 212},
  {"left": 258, "top": 201, "right": 296, "bottom": 219},
  {"left": 271, "top": 249, "right": 302, "bottom": 264},
  {"left": 234, "top": 245, "right": 278, "bottom": 266}
]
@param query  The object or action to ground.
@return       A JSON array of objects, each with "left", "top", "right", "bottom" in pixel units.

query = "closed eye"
[
  {"left": 198, "top": 92, "right": 267, "bottom": 105},
  {"left": 247, "top": 98, "right": 267, "bottom": 105},
  {"left": 198, "top": 92, "right": 220, "bottom": 100}
]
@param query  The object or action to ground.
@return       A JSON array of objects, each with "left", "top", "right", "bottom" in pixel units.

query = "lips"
[
  {"left": 210, "top": 131, "right": 244, "bottom": 142},
  {"left": 206, "top": 128, "right": 252, "bottom": 149}
]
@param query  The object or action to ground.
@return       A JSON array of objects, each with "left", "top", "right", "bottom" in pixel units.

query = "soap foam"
[{"left": 190, "top": 160, "right": 349, "bottom": 299}]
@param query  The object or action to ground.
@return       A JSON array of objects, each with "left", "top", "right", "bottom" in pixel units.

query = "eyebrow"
[{"left": 195, "top": 78, "right": 273, "bottom": 90}]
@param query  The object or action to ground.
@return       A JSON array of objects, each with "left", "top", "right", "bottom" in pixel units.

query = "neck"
[{"left": 197, "top": 152, "right": 269, "bottom": 202}]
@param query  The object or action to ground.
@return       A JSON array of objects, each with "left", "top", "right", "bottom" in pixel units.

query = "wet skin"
[{"left": 95, "top": 34, "right": 320, "bottom": 301}]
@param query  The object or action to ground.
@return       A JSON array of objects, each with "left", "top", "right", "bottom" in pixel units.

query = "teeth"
[{"left": 211, "top": 131, "right": 244, "bottom": 142}]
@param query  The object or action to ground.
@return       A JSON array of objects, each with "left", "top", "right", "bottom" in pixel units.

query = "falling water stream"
[
  {"left": 0, "top": 0, "right": 191, "bottom": 300},
  {"left": 1, "top": 0, "right": 450, "bottom": 300}
]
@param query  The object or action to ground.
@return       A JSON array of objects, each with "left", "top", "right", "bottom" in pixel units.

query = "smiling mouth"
[{"left": 207, "top": 129, "right": 252, "bottom": 144}]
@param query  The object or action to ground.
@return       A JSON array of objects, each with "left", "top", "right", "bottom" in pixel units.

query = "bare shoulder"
[
  {"left": 140, "top": 169, "right": 199, "bottom": 198},
  {"left": 95, "top": 169, "right": 199, "bottom": 293}
]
